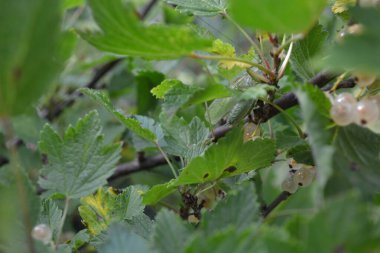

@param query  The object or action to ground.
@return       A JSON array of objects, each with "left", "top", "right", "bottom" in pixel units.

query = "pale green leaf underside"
[
  {"left": 80, "top": 88, "right": 157, "bottom": 142},
  {"left": 229, "top": 0, "right": 327, "bottom": 33},
  {"left": 79, "top": 0, "right": 211, "bottom": 59},
  {"left": 38, "top": 111, "right": 121, "bottom": 198},
  {"left": 165, "top": 0, "right": 227, "bottom": 16}
]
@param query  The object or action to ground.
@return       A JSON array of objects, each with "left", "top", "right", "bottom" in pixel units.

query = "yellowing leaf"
[
  {"left": 79, "top": 187, "right": 145, "bottom": 235},
  {"left": 332, "top": 0, "right": 356, "bottom": 14}
]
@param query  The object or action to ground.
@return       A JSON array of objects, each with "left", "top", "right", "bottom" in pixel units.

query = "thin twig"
[{"left": 261, "top": 191, "right": 291, "bottom": 218}]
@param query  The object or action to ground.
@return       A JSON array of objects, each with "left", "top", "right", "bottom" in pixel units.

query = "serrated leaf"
[
  {"left": 290, "top": 25, "right": 328, "bottom": 81},
  {"left": 70, "top": 230, "right": 90, "bottom": 250},
  {"left": 80, "top": 88, "right": 158, "bottom": 142},
  {"left": 333, "top": 125, "right": 380, "bottom": 194},
  {"left": 172, "top": 128, "right": 276, "bottom": 186},
  {"left": 0, "top": 0, "right": 64, "bottom": 116},
  {"left": 79, "top": 0, "right": 211, "bottom": 59},
  {"left": 151, "top": 79, "right": 181, "bottom": 99},
  {"left": 161, "top": 116, "right": 210, "bottom": 160},
  {"left": 293, "top": 83, "right": 335, "bottom": 203},
  {"left": 78, "top": 187, "right": 145, "bottom": 235},
  {"left": 230, "top": 0, "right": 327, "bottom": 34},
  {"left": 98, "top": 223, "right": 152, "bottom": 253},
  {"left": 38, "top": 111, "right": 121, "bottom": 198},
  {"left": 159, "top": 80, "right": 232, "bottom": 114},
  {"left": 39, "top": 199, "right": 63, "bottom": 241},
  {"left": 152, "top": 209, "right": 193, "bottom": 253},
  {"left": 165, "top": 0, "right": 227, "bottom": 16},
  {"left": 323, "top": 8, "right": 380, "bottom": 75},
  {"left": 201, "top": 183, "right": 261, "bottom": 235}
]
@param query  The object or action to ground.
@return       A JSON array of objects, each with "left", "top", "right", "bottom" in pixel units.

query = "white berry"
[
  {"left": 31, "top": 224, "right": 52, "bottom": 244},
  {"left": 356, "top": 99, "right": 380, "bottom": 126},
  {"left": 355, "top": 73, "right": 377, "bottom": 87},
  {"left": 281, "top": 177, "right": 298, "bottom": 194},
  {"left": 294, "top": 167, "right": 315, "bottom": 187},
  {"left": 335, "top": 92, "right": 357, "bottom": 105},
  {"left": 348, "top": 24, "right": 364, "bottom": 35},
  {"left": 330, "top": 102, "right": 356, "bottom": 126}
]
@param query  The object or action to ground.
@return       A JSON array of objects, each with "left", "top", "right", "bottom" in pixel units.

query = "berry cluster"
[
  {"left": 281, "top": 159, "right": 316, "bottom": 194},
  {"left": 330, "top": 74, "right": 379, "bottom": 127}
]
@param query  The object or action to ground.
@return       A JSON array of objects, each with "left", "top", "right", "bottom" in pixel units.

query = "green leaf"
[
  {"left": 0, "top": 0, "right": 64, "bottom": 116},
  {"left": 286, "top": 192, "right": 380, "bottom": 252},
  {"left": 152, "top": 209, "right": 193, "bottom": 253},
  {"left": 125, "top": 214, "right": 154, "bottom": 240},
  {"left": 0, "top": 171, "right": 40, "bottom": 253},
  {"left": 79, "top": 0, "right": 211, "bottom": 59},
  {"left": 172, "top": 128, "right": 276, "bottom": 186},
  {"left": 183, "top": 227, "right": 258, "bottom": 253},
  {"left": 290, "top": 25, "right": 328, "bottom": 81},
  {"left": 39, "top": 199, "right": 63, "bottom": 241},
  {"left": 151, "top": 79, "right": 181, "bottom": 99},
  {"left": 323, "top": 8, "right": 380, "bottom": 75},
  {"left": 164, "top": 0, "right": 227, "bottom": 16},
  {"left": 136, "top": 71, "right": 165, "bottom": 115},
  {"left": 161, "top": 116, "right": 210, "bottom": 160},
  {"left": 78, "top": 187, "right": 145, "bottom": 235},
  {"left": 333, "top": 125, "right": 380, "bottom": 194},
  {"left": 98, "top": 223, "right": 152, "bottom": 253},
  {"left": 207, "top": 97, "right": 238, "bottom": 125},
  {"left": 157, "top": 80, "right": 232, "bottom": 114},
  {"left": 142, "top": 183, "right": 177, "bottom": 205},
  {"left": 69, "top": 230, "right": 90, "bottom": 250},
  {"left": 63, "top": 0, "right": 84, "bottom": 10},
  {"left": 38, "top": 111, "right": 121, "bottom": 198},
  {"left": 201, "top": 183, "right": 261, "bottom": 235},
  {"left": 80, "top": 88, "right": 157, "bottom": 142},
  {"left": 229, "top": 0, "right": 327, "bottom": 34},
  {"left": 293, "top": 83, "right": 335, "bottom": 203}
]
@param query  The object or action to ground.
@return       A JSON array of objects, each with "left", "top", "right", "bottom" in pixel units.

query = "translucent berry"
[
  {"left": 281, "top": 177, "right": 298, "bottom": 194},
  {"left": 31, "top": 224, "right": 52, "bottom": 244},
  {"left": 348, "top": 24, "right": 364, "bottom": 35},
  {"left": 335, "top": 92, "right": 357, "bottom": 105},
  {"left": 294, "top": 167, "right": 315, "bottom": 187},
  {"left": 330, "top": 102, "right": 356, "bottom": 126},
  {"left": 356, "top": 99, "right": 380, "bottom": 126},
  {"left": 355, "top": 73, "right": 377, "bottom": 87}
]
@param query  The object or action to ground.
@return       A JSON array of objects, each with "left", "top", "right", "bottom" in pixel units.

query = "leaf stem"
[
  {"left": 273, "top": 33, "right": 303, "bottom": 56},
  {"left": 261, "top": 98, "right": 305, "bottom": 138},
  {"left": 330, "top": 72, "right": 348, "bottom": 94},
  {"left": 156, "top": 143, "right": 178, "bottom": 178},
  {"left": 246, "top": 68, "right": 270, "bottom": 83},
  {"left": 191, "top": 53, "right": 275, "bottom": 79},
  {"left": 223, "top": 12, "right": 271, "bottom": 69},
  {"left": 56, "top": 197, "right": 70, "bottom": 245}
]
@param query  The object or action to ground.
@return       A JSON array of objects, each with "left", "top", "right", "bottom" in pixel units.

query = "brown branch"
[
  {"left": 107, "top": 74, "right": 357, "bottom": 183},
  {"left": 261, "top": 191, "right": 291, "bottom": 218},
  {"left": 41, "top": 0, "right": 159, "bottom": 121}
]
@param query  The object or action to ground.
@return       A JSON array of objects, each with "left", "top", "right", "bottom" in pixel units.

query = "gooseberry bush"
[{"left": 1, "top": 0, "right": 380, "bottom": 252}]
